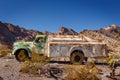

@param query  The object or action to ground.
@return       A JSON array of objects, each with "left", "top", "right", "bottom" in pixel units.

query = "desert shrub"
[
  {"left": 31, "top": 53, "right": 50, "bottom": 64},
  {"left": 20, "top": 53, "right": 50, "bottom": 74},
  {"left": 0, "top": 50, "right": 12, "bottom": 57},
  {"left": 107, "top": 52, "right": 120, "bottom": 68},
  {"left": 65, "top": 62, "right": 101, "bottom": 80},
  {"left": 106, "top": 52, "right": 120, "bottom": 77}
]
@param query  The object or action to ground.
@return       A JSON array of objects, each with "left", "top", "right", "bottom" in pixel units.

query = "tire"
[
  {"left": 70, "top": 52, "right": 84, "bottom": 64},
  {"left": 15, "top": 49, "right": 29, "bottom": 62}
]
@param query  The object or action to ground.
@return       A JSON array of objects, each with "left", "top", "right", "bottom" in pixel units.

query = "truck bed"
[{"left": 44, "top": 35, "right": 108, "bottom": 58}]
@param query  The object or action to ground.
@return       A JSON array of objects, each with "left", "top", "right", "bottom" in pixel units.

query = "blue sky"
[{"left": 0, "top": 0, "right": 120, "bottom": 33}]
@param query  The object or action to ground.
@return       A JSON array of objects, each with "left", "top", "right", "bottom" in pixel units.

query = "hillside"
[
  {"left": 81, "top": 24, "right": 120, "bottom": 53},
  {"left": 97, "top": 24, "right": 120, "bottom": 41},
  {"left": 0, "top": 22, "right": 77, "bottom": 49},
  {"left": 0, "top": 22, "right": 44, "bottom": 49},
  {"left": 0, "top": 21, "right": 120, "bottom": 53}
]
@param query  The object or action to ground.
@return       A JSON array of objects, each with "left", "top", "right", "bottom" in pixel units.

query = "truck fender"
[
  {"left": 13, "top": 48, "right": 32, "bottom": 57},
  {"left": 69, "top": 46, "right": 85, "bottom": 56}
]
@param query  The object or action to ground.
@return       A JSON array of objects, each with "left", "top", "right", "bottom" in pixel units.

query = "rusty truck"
[{"left": 12, "top": 34, "right": 108, "bottom": 64}]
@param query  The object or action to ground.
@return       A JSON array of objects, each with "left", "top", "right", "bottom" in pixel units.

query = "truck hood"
[{"left": 13, "top": 42, "right": 33, "bottom": 47}]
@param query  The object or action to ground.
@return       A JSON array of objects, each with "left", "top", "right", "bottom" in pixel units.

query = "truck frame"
[{"left": 12, "top": 34, "right": 108, "bottom": 64}]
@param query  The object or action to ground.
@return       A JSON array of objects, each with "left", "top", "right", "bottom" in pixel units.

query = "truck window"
[
  {"left": 34, "top": 37, "right": 45, "bottom": 49},
  {"left": 35, "top": 38, "right": 44, "bottom": 43}
]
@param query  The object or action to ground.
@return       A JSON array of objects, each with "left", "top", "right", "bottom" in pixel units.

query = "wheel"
[
  {"left": 70, "top": 52, "right": 84, "bottom": 64},
  {"left": 15, "top": 49, "right": 29, "bottom": 62}
]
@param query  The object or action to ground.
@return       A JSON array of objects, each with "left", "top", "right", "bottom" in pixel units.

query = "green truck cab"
[{"left": 12, "top": 35, "right": 47, "bottom": 62}]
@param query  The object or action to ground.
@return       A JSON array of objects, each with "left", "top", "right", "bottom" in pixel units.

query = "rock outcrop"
[
  {"left": 57, "top": 27, "right": 78, "bottom": 35},
  {"left": 98, "top": 24, "right": 120, "bottom": 40}
]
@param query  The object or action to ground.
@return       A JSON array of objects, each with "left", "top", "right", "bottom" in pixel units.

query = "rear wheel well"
[
  {"left": 70, "top": 50, "right": 86, "bottom": 64},
  {"left": 71, "top": 50, "right": 88, "bottom": 62},
  {"left": 71, "top": 50, "right": 84, "bottom": 56}
]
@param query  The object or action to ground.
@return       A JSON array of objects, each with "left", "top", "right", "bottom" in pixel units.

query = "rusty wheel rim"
[
  {"left": 18, "top": 50, "right": 26, "bottom": 61},
  {"left": 74, "top": 55, "right": 81, "bottom": 62}
]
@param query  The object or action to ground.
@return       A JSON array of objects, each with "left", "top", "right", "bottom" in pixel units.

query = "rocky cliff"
[{"left": 57, "top": 27, "right": 78, "bottom": 35}]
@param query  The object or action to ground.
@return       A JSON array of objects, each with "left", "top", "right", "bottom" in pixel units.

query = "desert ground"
[{"left": 0, "top": 54, "right": 120, "bottom": 80}]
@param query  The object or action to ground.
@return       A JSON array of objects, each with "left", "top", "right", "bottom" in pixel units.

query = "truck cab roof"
[{"left": 35, "top": 35, "right": 47, "bottom": 39}]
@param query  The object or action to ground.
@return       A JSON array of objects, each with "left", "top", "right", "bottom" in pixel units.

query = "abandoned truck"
[{"left": 12, "top": 34, "right": 108, "bottom": 64}]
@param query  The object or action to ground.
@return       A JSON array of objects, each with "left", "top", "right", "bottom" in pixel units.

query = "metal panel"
[
  {"left": 45, "top": 34, "right": 108, "bottom": 58},
  {"left": 50, "top": 44, "right": 60, "bottom": 57},
  {"left": 50, "top": 44, "right": 71, "bottom": 57}
]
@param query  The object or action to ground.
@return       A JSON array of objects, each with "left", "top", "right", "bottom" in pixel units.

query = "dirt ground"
[{"left": 0, "top": 54, "right": 120, "bottom": 80}]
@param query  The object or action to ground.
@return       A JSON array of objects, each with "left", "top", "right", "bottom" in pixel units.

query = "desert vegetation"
[
  {"left": 20, "top": 53, "right": 50, "bottom": 74},
  {"left": 19, "top": 52, "right": 103, "bottom": 80},
  {"left": 106, "top": 52, "right": 120, "bottom": 79},
  {"left": 65, "top": 62, "right": 101, "bottom": 80},
  {"left": 18, "top": 51, "right": 120, "bottom": 80},
  {"left": 0, "top": 49, "right": 12, "bottom": 57},
  {"left": 0, "top": 50, "right": 120, "bottom": 80}
]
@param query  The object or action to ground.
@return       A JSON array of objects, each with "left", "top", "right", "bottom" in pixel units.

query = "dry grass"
[
  {"left": 20, "top": 53, "right": 103, "bottom": 79},
  {"left": 65, "top": 62, "right": 101, "bottom": 80},
  {"left": 107, "top": 52, "right": 120, "bottom": 67},
  {"left": 0, "top": 49, "right": 12, "bottom": 57},
  {"left": 20, "top": 53, "right": 50, "bottom": 74}
]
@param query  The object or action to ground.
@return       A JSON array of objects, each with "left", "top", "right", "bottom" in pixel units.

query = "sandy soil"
[{"left": 0, "top": 55, "right": 120, "bottom": 80}]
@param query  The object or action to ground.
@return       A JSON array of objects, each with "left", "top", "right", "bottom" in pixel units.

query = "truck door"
[{"left": 33, "top": 37, "right": 45, "bottom": 54}]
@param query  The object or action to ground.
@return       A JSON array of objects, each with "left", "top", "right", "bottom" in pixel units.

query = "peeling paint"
[{"left": 13, "top": 34, "right": 108, "bottom": 60}]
